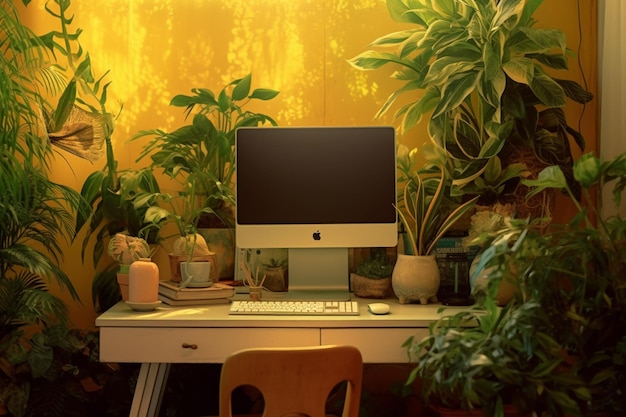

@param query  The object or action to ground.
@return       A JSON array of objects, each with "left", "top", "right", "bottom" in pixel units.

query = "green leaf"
[
  {"left": 170, "top": 94, "right": 197, "bottom": 107},
  {"left": 432, "top": 73, "right": 478, "bottom": 118},
  {"left": 483, "top": 37, "right": 502, "bottom": 82},
  {"left": 232, "top": 73, "right": 252, "bottom": 101},
  {"left": 370, "top": 29, "right": 416, "bottom": 47},
  {"left": 217, "top": 88, "right": 230, "bottom": 112},
  {"left": 530, "top": 67, "right": 566, "bottom": 107},
  {"left": 51, "top": 80, "right": 76, "bottom": 131},
  {"left": 511, "top": 27, "right": 566, "bottom": 55},
  {"left": 478, "top": 136, "right": 506, "bottom": 159},
  {"left": 249, "top": 88, "right": 280, "bottom": 101},
  {"left": 528, "top": 52, "right": 568, "bottom": 70},
  {"left": 483, "top": 156, "right": 503, "bottom": 184},
  {"left": 28, "top": 333, "right": 54, "bottom": 378},
  {"left": 556, "top": 79, "right": 593, "bottom": 104},
  {"left": 348, "top": 50, "right": 416, "bottom": 71},
  {"left": 386, "top": 0, "right": 426, "bottom": 25},
  {"left": 425, "top": 58, "right": 477, "bottom": 86},
  {"left": 523, "top": 165, "right": 567, "bottom": 198},
  {"left": 75, "top": 53, "right": 93, "bottom": 82},
  {"left": 493, "top": 0, "right": 524, "bottom": 28},
  {"left": 502, "top": 57, "right": 535, "bottom": 85}
]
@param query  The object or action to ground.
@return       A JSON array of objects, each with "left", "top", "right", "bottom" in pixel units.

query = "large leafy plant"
[
  {"left": 133, "top": 74, "right": 279, "bottom": 230},
  {"left": 474, "top": 151, "right": 626, "bottom": 415},
  {"left": 350, "top": 0, "right": 592, "bottom": 207},
  {"left": 0, "top": 0, "right": 103, "bottom": 415},
  {"left": 405, "top": 299, "right": 580, "bottom": 416}
]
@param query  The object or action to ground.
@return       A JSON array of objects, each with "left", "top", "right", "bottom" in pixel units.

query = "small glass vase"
[{"left": 249, "top": 286, "right": 263, "bottom": 301}]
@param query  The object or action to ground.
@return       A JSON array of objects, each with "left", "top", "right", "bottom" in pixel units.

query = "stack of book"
[{"left": 158, "top": 280, "right": 235, "bottom": 306}]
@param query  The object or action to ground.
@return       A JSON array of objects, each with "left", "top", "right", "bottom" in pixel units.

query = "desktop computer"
[{"left": 235, "top": 126, "right": 398, "bottom": 303}]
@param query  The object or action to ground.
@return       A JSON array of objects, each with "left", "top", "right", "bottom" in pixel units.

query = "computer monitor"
[{"left": 235, "top": 126, "right": 397, "bottom": 300}]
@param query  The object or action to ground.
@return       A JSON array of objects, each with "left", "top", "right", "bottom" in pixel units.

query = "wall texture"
[{"left": 19, "top": 0, "right": 597, "bottom": 330}]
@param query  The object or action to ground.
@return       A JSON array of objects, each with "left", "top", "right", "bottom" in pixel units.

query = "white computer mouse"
[{"left": 368, "top": 302, "right": 390, "bottom": 315}]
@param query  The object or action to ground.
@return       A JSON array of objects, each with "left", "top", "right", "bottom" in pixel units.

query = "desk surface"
[
  {"left": 97, "top": 299, "right": 465, "bottom": 417},
  {"left": 96, "top": 298, "right": 460, "bottom": 329},
  {"left": 96, "top": 298, "right": 465, "bottom": 365}
]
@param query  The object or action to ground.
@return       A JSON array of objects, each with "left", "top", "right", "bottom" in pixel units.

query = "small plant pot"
[
  {"left": 168, "top": 253, "right": 218, "bottom": 283},
  {"left": 117, "top": 264, "right": 131, "bottom": 301},
  {"left": 350, "top": 273, "right": 391, "bottom": 298}
]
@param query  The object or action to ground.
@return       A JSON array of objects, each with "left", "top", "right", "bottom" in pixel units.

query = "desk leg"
[{"left": 129, "top": 363, "right": 170, "bottom": 417}]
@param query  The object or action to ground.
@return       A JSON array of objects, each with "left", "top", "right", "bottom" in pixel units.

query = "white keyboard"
[{"left": 229, "top": 300, "right": 360, "bottom": 316}]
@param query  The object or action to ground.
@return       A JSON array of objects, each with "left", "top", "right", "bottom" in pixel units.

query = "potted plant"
[
  {"left": 132, "top": 74, "right": 279, "bottom": 280},
  {"left": 0, "top": 1, "right": 119, "bottom": 415},
  {"left": 350, "top": 0, "right": 592, "bottom": 218},
  {"left": 76, "top": 165, "right": 162, "bottom": 310},
  {"left": 140, "top": 177, "right": 219, "bottom": 284},
  {"left": 393, "top": 146, "right": 478, "bottom": 304},
  {"left": 474, "top": 151, "right": 626, "bottom": 415},
  {"left": 107, "top": 233, "right": 152, "bottom": 301},
  {"left": 404, "top": 298, "right": 579, "bottom": 417},
  {"left": 261, "top": 257, "right": 288, "bottom": 292},
  {"left": 350, "top": 248, "right": 394, "bottom": 298}
]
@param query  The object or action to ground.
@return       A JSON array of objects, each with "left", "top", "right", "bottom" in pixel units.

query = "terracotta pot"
[
  {"left": 391, "top": 254, "right": 439, "bottom": 304},
  {"left": 116, "top": 271, "right": 130, "bottom": 301}
]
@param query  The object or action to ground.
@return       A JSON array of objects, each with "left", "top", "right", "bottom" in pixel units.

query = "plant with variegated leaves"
[
  {"left": 396, "top": 147, "right": 478, "bottom": 256},
  {"left": 350, "top": 0, "right": 592, "bottom": 206}
]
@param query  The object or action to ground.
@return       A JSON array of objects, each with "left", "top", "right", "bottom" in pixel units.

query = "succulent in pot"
[
  {"left": 107, "top": 233, "right": 153, "bottom": 272},
  {"left": 350, "top": 248, "right": 394, "bottom": 298}
]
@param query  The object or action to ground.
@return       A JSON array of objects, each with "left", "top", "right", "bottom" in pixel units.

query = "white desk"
[{"left": 96, "top": 299, "right": 461, "bottom": 417}]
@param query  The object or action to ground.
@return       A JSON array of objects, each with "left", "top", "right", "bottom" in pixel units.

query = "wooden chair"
[{"left": 219, "top": 345, "right": 363, "bottom": 417}]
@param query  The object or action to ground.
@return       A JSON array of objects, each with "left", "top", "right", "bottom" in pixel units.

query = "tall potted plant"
[
  {"left": 393, "top": 146, "right": 478, "bottom": 304},
  {"left": 139, "top": 177, "right": 219, "bottom": 284},
  {"left": 0, "top": 1, "right": 112, "bottom": 415},
  {"left": 474, "top": 152, "right": 626, "bottom": 415},
  {"left": 350, "top": 0, "right": 592, "bottom": 218},
  {"left": 133, "top": 74, "right": 279, "bottom": 280}
]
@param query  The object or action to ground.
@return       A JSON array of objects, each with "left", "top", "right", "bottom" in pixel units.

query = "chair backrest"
[{"left": 219, "top": 345, "right": 363, "bottom": 417}]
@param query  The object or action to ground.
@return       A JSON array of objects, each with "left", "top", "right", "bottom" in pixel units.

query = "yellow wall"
[{"left": 18, "top": 0, "right": 597, "bottom": 330}]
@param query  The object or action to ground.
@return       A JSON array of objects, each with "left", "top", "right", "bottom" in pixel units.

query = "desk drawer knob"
[{"left": 182, "top": 343, "right": 198, "bottom": 350}]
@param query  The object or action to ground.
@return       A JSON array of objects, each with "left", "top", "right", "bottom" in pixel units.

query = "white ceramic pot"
[{"left": 391, "top": 254, "right": 440, "bottom": 304}]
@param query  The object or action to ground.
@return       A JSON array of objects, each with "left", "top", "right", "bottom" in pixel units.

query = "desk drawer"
[
  {"left": 100, "top": 327, "right": 320, "bottom": 363},
  {"left": 321, "top": 328, "right": 426, "bottom": 363}
]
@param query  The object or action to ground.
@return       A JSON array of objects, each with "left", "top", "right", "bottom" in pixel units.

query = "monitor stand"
[{"left": 284, "top": 248, "right": 352, "bottom": 301}]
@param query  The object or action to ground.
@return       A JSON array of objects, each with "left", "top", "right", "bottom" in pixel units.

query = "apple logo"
[{"left": 312, "top": 230, "right": 321, "bottom": 241}]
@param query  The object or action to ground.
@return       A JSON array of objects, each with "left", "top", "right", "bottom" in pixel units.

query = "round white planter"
[{"left": 391, "top": 254, "right": 440, "bottom": 304}]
